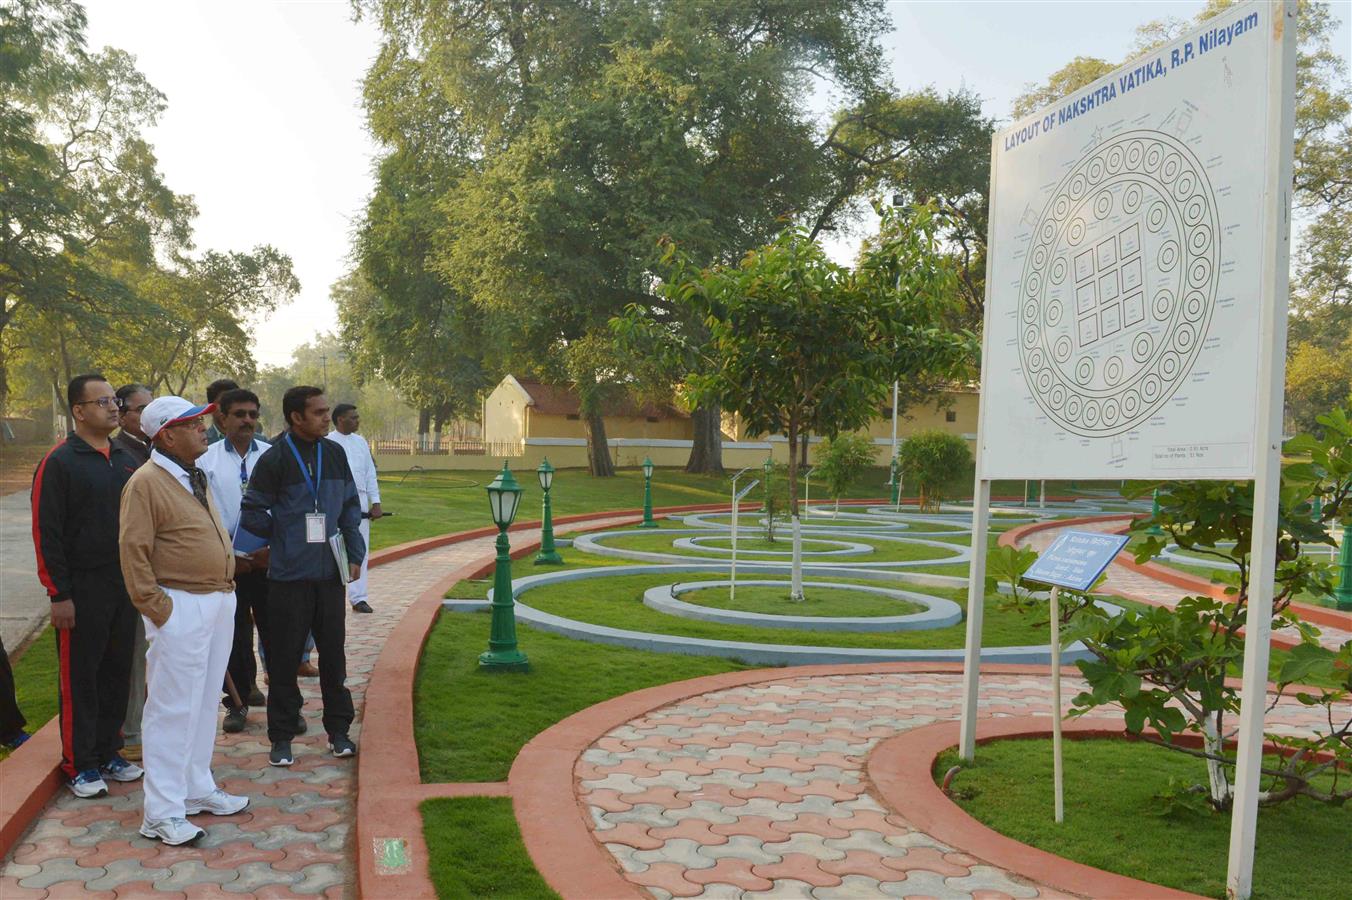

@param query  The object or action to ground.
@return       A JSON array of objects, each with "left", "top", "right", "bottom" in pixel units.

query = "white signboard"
[{"left": 980, "top": 1, "right": 1274, "bottom": 479}]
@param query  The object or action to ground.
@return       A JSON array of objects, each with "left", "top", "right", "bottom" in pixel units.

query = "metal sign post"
[
  {"left": 728, "top": 469, "right": 758, "bottom": 602},
  {"left": 1050, "top": 585, "right": 1063, "bottom": 823}
]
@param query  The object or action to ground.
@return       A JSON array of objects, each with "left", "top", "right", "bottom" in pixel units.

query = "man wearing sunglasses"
[
  {"left": 119, "top": 396, "right": 249, "bottom": 846},
  {"left": 200, "top": 388, "right": 271, "bottom": 733},
  {"left": 31, "top": 374, "right": 143, "bottom": 799}
]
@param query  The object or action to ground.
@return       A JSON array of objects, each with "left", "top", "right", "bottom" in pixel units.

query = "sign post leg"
[
  {"left": 1050, "top": 585, "right": 1064, "bottom": 824},
  {"left": 959, "top": 478, "right": 992, "bottom": 760},
  {"left": 730, "top": 495, "right": 738, "bottom": 602}
]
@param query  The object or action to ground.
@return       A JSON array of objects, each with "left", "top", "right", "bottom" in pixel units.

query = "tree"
[
  {"left": 357, "top": 0, "right": 993, "bottom": 474},
  {"left": 993, "top": 409, "right": 1352, "bottom": 811},
  {"left": 652, "top": 203, "right": 973, "bottom": 599},
  {"left": 1285, "top": 337, "right": 1352, "bottom": 435},
  {"left": 895, "top": 429, "right": 971, "bottom": 512},
  {"left": 813, "top": 432, "right": 876, "bottom": 516}
]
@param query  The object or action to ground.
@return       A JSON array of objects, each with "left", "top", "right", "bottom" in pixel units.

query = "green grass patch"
[
  {"left": 680, "top": 585, "right": 924, "bottom": 617},
  {"left": 600, "top": 530, "right": 962, "bottom": 564},
  {"left": 414, "top": 614, "right": 748, "bottom": 782},
  {"left": 936, "top": 737, "right": 1350, "bottom": 899},
  {"left": 421, "top": 796, "right": 559, "bottom": 899},
  {"left": 0, "top": 627, "right": 58, "bottom": 762},
  {"left": 510, "top": 572, "right": 1055, "bottom": 651}
]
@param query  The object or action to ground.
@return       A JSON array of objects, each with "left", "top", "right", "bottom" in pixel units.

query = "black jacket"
[
  {"left": 111, "top": 430, "right": 151, "bottom": 468},
  {"left": 31, "top": 433, "right": 138, "bottom": 601},
  {"left": 239, "top": 434, "right": 365, "bottom": 582}
]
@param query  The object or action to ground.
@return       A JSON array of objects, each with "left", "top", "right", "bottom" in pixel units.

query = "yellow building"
[
  {"left": 720, "top": 386, "right": 979, "bottom": 464},
  {"left": 483, "top": 375, "right": 693, "bottom": 444}
]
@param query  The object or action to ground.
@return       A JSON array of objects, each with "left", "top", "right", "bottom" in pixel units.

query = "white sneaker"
[
  {"left": 68, "top": 770, "right": 109, "bottom": 798},
  {"left": 184, "top": 788, "right": 249, "bottom": 816},
  {"left": 139, "top": 817, "right": 205, "bottom": 846}
]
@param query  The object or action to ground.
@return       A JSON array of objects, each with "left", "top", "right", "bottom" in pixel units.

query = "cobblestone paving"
[
  {"left": 579, "top": 672, "right": 1344, "bottom": 899},
  {"left": 1015, "top": 519, "right": 1352, "bottom": 649},
  {"left": 0, "top": 518, "right": 637, "bottom": 898}
]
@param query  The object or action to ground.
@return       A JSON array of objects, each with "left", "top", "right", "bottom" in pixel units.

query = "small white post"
[
  {"left": 1050, "top": 585, "right": 1064, "bottom": 824},
  {"left": 730, "top": 492, "right": 738, "bottom": 602},
  {"left": 1040, "top": 480, "right": 1046, "bottom": 510}
]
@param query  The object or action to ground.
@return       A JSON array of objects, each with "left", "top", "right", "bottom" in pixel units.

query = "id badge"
[{"left": 305, "top": 513, "right": 326, "bottom": 543}]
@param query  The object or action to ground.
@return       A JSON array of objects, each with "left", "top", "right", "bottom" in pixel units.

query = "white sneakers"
[
  {"left": 139, "top": 817, "right": 205, "bottom": 846},
  {"left": 184, "top": 789, "right": 249, "bottom": 817},
  {"left": 141, "top": 789, "right": 248, "bottom": 846}
]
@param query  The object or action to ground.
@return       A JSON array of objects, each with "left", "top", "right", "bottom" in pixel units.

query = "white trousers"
[
  {"left": 142, "top": 586, "right": 236, "bottom": 822},
  {"left": 346, "top": 517, "right": 371, "bottom": 605}
]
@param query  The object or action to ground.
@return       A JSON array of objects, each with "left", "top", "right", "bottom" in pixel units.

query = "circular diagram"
[{"left": 1019, "top": 130, "right": 1219, "bottom": 437}]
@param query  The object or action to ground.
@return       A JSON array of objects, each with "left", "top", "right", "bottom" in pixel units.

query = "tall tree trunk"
[
  {"left": 799, "top": 433, "right": 809, "bottom": 468},
  {"left": 0, "top": 340, "right": 9, "bottom": 418},
  {"left": 685, "top": 402, "right": 724, "bottom": 474},
  {"left": 585, "top": 410, "right": 615, "bottom": 477},
  {"left": 417, "top": 407, "right": 431, "bottom": 450}
]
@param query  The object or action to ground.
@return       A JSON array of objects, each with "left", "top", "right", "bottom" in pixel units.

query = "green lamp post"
[
  {"left": 1146, "top": 488, "right": 1165, "bottom": 536},
  {"left": 1334, "top": 519, "right": 1352, "bottom": 612},
  {"left": 534, "top": 458, "right": 563, "bottom": 565},
  {"left": 889, "top": 456, "right": 901, "bottom": 507},
  {"left": 479, "top": 463, "right": 529, "bottom": 671},
  {"left": 638, "top": 456, "right": 658, "bottom": 528}
]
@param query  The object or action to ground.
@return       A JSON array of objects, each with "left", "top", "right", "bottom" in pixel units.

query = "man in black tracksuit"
[
  {"left": 31, "top": 374, "right": 142, "bottom": 796},
  {"left": 239, "top": 386, "right": 365, "bottom": 766}
]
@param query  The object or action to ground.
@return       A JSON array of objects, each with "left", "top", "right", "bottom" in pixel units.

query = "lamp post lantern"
[
  {"left": 479, "top": 462, "right": 529, "bottom": 670},
  {"left": 1334, "top": 519, "right": 1352, "bottom": 611},
  {"left": 534, "top": 457, "right": 563, "bottom": 565},
  {"left": 638, "top": 456, "right": 658, "bottom": 528}
]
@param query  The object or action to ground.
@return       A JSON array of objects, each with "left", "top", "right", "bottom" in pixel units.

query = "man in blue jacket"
[{"left": 239, "top": 386, "right": 364, "bottom": 767}]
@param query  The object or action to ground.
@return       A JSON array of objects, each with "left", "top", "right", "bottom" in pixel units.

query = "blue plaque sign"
[{"left": 1024, "top": 530, "right": 1130, "bottom": 593}]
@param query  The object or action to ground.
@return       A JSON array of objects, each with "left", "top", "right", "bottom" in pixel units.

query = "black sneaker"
[
  {"left": 269, "top": 741, "right": 294, "bottom": 767},
  {"left": 222, "top": 707, "right": 247, "bottom": 734},
  {"left": 295, "top": 714, "right": 308, "bottom": 735},
  {"left": 247, "top": 687, "right": 266, "bottom": 706},
  {"left": 351, "top": 601, "right": 374, "bottom": 614},
  {"left": 328, "top": 735, "right": 357, "bottom": 758}
]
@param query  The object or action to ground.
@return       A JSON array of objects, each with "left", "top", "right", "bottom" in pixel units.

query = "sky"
[{"left": 80, "top": 0, "right": 1352, "bottom": 369}]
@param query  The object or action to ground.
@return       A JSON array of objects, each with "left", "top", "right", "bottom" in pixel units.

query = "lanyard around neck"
[{"left": 285, "top": 434, "right": 322, "bottom": 512}]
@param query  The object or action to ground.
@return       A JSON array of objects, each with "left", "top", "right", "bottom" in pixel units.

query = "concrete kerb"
[
  {"left": 448, "top": 562, "right": 1123, "bottom": 666},
  {"left": 572, "top": 527, "right": 972, "bottom": 568},
  {"left": 644, "top": 579, "right": 963, "bottom": 632}
]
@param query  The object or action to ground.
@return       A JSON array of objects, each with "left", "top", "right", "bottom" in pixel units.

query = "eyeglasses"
[
  {"left": 165, "top": 417, "right": 207, "bottom": 431},
  {"left": 125, "top": 403, "right": 149, "bottom": 414},
  {"left": 75, "top": 397, "right": 118, "bottom": 409}
]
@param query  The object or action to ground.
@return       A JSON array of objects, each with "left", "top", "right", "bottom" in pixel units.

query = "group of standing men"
[{"left": 28, "top": 374, "right": 383, "bottom": 846}]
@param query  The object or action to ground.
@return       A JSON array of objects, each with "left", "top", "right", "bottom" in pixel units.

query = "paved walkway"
[
  {"left": 0, "top": 490, "right": 48, "bottom": 652},
  {"left": 578, "top": 671, "right": 1342, "bottom": 899},
  {"left": 1014, "top": 518, "right": 1352, "bottom": 649},
  {"left": 0, "top": 517, "right": 645, "bottom": 898}
]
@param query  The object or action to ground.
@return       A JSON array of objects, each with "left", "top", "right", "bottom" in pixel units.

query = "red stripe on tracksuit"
[
  {"left": 30, "top": 440, "right": 65, "bottom": 598},
  {"left": 57, "top": 628, "right": 76, "bottom": 779}
]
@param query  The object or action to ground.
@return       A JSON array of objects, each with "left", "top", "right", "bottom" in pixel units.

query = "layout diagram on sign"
[
  {"left": 980, "top": 1, "right": 1273, "bottom": 480},
  {"left": 1019, "top": 130, "right": 1220, "bottom": 438}
]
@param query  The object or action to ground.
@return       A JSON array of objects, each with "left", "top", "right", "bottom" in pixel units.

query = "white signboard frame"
[
  {"left": 978, "top": 2, "right": 1283, "bottom": 481},
  {"left": 957, "top": 3, "right": 1296, "bottom": 898}
]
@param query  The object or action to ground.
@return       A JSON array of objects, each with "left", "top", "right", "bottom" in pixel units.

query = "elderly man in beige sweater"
[{"left": 119, "top": 396, "right": 249, "bottom": 846}]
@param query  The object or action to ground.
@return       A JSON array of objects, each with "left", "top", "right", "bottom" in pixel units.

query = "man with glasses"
[
  {"left": 200, "top": 389, "right": 271, "bottom": 733},
  {"left": 113, "top": 384, "right": 153, "bottom": 467},
  {"left": 31, "top": 374, "right": 143, "bottom": 798},
  {"left": 120, "top": 396, "right": 248, "bottom": 846}
]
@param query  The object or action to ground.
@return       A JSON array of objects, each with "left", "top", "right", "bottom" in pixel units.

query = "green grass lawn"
[
  {"left": 598, "top": 530, "right": 964, "bottom": 564},
  {"left": 680, "top": 584, "right": 924, "bottom": 617},
  {"left": 421, "top": 797, "right": 559, "bottom": 900},
  {"left": 0, "top": 627, "right": 57, "bottom": 762},
  {"left": 414, "top": 613, "right": 748, "bottom": 782},
  {"left": 495, "top": 568, "right": 1056, "bottom": 651},
  {"left": 936, "top": 738, "right": 1350, "bottom": 899}
]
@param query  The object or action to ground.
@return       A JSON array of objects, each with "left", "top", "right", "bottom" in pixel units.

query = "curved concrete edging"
[
  {"left": 573, "top": 527, "right": 971, "bottom": 568},
  {"left": 642, "top": 579, "right": 964, "bottom": 632},
  {"left": 461, "top": 563, "right": 1120, "bottom": 665},
  {"left": 867, "top": 716, "right": 1204, "bottom": 900}
]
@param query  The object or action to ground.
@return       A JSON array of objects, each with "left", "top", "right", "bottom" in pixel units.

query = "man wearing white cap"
[{"left": 119, "top": 396, "right": 249, "bottom": 846}]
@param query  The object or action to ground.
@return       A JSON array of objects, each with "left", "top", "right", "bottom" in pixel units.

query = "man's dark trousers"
[
  {"left": 55, "top": 565, "right": 136, "bottom": 778},
  {"left": 0, "top": 636, "right": 26, "bottom": 742},
  {"left": 265, "top": 578, "right": 352, "bottom": 741},
  {"left": 224, "top": 570, "right": 269, "bottom": 707}
]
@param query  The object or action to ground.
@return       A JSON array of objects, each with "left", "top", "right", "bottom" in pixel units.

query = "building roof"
[{"left": 511, "top": 378, "right": 688, "bottom": 420}]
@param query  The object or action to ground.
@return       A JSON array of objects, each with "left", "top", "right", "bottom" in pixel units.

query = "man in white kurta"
[{"left": 326, "top": 404, "right": 381, "bottom": 612}]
